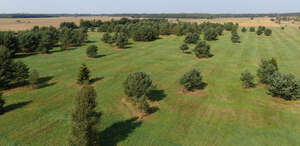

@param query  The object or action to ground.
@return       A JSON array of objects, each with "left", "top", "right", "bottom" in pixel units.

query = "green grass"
[{"left": 1, "top": 28, "right": 300, "bottom": 145}]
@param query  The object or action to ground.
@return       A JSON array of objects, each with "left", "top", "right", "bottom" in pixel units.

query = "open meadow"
[{"left": 1, "top": 23, "right": 300, "bottom": 145}]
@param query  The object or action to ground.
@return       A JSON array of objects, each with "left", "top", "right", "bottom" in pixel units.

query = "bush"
[
  {"left": 123, "top": 72, "right": 152, "bottom": 101},
  {"left": 204, "top": 28, "right": 218, "bottom": 41},
  {"left": 29, "top": 70, "right": 39, "bottom": 88},
  {"left": 11, "top": 61, "right": 29, "bottom": 84},
  {"left": 256, "top": 29, "right": 263, "bottom": 35},
  {"left": 77, "top": 64, "right": 90, "bottom": 85},
  {"left": 241, "top": 27, "right": 247, "bottom": 32},
  {"left": 224, "top": 22, "right": 234, "bottom": 31},
  {"left": 86, "top": 45, "right": 98, "bottom": 58},
  {"left": 240, "top": 70, "right": 255, "bottom": 88},
  {"left": 264, "top": 29, "right": 272, "bottom": 36},
  {"left": 101, "top": 32, "right": 112, "bottom": 44},
  {"left": 257, "top": 58, "right": 278, "bottom": 85},
  {"left": 180, "top": 69, "right": 204, "bottom": 91},
  {"left": 194, "top": 41, "right": 211, "bottom": 58},
  {"left": 180, "top": 43, "right": 189, "bottom": 53},
  {"left": 184, "top": 33, "right": 199, "bottom": 44},
  {"left": 268, "top": 72, "right": 300, "bottom": 100},
  {"left": 231, "top": 31, "right": 240, "bottom": 43},
  {"left": 132, "top": 25, "right": 159, "bottom": 42},
  {"left": 115, "top": 33, "right": 128, "bottom": 48},
  {"left": 281, "top": 27, "right": 285, "bottom": 30},
  {"left": 249, "top": 27, "right": 255, "bottom": 32}
]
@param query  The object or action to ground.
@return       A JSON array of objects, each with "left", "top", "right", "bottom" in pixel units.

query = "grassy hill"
[{"left": 1, "top": 27, "right": 300, "bottom": 145}]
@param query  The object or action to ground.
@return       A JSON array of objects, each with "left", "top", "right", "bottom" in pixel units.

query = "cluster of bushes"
[
  {"left": 240, "top": 58, "right": 300, "bottom": 100},
  {"left": 101, "top": 32, "right": 129, "bottom": 48},
  {"left": 180, "top": 40, "right": 212, "bottom": 59},
  {"left": 256, "top": 26, "right": 272, "bottom": 36}
]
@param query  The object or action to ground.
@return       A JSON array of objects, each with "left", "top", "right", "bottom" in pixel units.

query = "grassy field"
[{"left": 1, "top": 27, "right": 300, "bottom": 145}]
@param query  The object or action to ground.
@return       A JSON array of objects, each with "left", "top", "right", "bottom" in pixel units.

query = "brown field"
[{"left": 0, "top": 16, "right": 299, "bottom": 31}]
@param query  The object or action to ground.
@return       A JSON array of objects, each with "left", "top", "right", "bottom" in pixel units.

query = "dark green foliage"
[
  {"left": 204, "top": 28, "right": 218, "bottom": 41},
  {"left": 18, "top": 31, "right": 41, "bottom": 52},
  {"left": 180, "top": 69, "right": 204, "bottom": 91},
  {"left": 115, "top": 33, "right": 129, "bottom": 48},
  {"left": 268, "top": 72, "right": 300, "bottom": 100},
  {"left": 59, "top": 27, "right": 74, "bottom": 50},
  {"left": 231, "top": 31, "right": 240, "bottom": 43},
  {"left": 180, "top": 43, "right": 189, "bottom": 53},
  {"left": 11, "top": 61, "right": 29, "bottom": 84},
  {"left": 29, "top": 70, "right": 39, "bottom": 89},
  {"left": 0, "top": 92, "right": 4, "bottom": 112},
  {"left": 0, "top": 46, "right": 13, "bottom": 89},
  {"left": 38, "top": 27, "right": 58, "bottom": 53},
  {"left": 77, "top": 64, "right": 90, "bottom": 85},
  {"left": 86, "top": 45, "right": 98, "bottom": 58},
  {"left": 256, "top": 26, "right": 265, "bottom": 35},
  {"left": 69, "top": 84, "right": 99, "bottom": 146},
  {"left": 241, "top": 27, "right": 247, "bottom": 32},
  {"left": 224, "top": 22, "right": 234, "bottom": 31},
  {"left": 60, "top": 22, "right": 78, "bottom": 29},
  {"left": 264, "top": 29, "right": 272, "bottom": 36},
  {"left": 249, "top": 27, "right": 256, "bottom": 32},
  {"left": 194, "top": 41, "right": 211, "bottom": 58},
  {"left": 240, "top": 70, "right": 255, "bottom": 88},
  {"left": 257, "top": 58, "right": 279, "bottom": 85},
  {"left": 281, "top": 27, "right": 285, "bottom": 30},
  {"left": 132, "top": 25, "right": 159, "bottom": 42},
  {"left": 123, "top": 72, "right": 152, "bottom": 100},
  {"left": 101, "top": 33, "right": 113, "bottom": 44},
  {"left": 0, "top": 31, "right": 19, "bottom": 56},
  {"left": 184, "top": 33, "right": 199, "bottom": 44},
  {"left": 216, "top": 26, "right": 224, "bottom": 35}
]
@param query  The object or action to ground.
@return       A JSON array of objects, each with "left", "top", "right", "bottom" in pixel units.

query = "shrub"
[
  {"left": 180, "top": 43, "right": 189, "bottom": 53},
  {"left": 180, "top": 69, "right": 204, "bottom": 91},
  {"left": 240, "top": 70, "right": 255, "bottom": 88},
  {"left": 101, "top": 32, "right": 112, "bottom": 44},
  {"left": 77, "top": 64, "right": 90, "bottom": 85},
  {"left": 132, "top": 25, "right": 159, "bottom": 42},
  {"left": 123, "top": 72, "right": 152, "bottom": 101},
  {"left": 184, "top": 33, "right": 199, "bottom": 44},
  {"left": 69, "top": 83, "right": 99, "bottom": 145},
  {"left": 264, "top": 29, "right": 272, "bottom": 36},
  {"left": 249, "top": 27, "right": 255, "bottom": 32},
  {"left": 231, "top": 31, "right": 240, "bottom": 43},
  {"left": 86, "top": 45, "right": 98, "bottom": 58},
  {"left": 11, "top": 61, "right": 29, "bottom": 84},
  {"left": 204, "top": 28, "right": 218, "bottom": 41},
  {"left": 241, "top": 27, "right": 247, "bottom": 32},
  {"left": 281, "top": 27, "right": 285, "bottom": 30},
  {"left": 257, "top": 58, "right": 279, "bottom": 85},
  {"left": 256, "top": 29, "right": 263, "bottom": 35},
  {"left": 115, "top": 33, "right": 128, "bottom": 48},
  {"left": 224, "top": 22, "right": 234, "bottom": 31},
  {"left": 194, "top": 41, "right": 211, "bottom": 58},
  {"left": 29, "top": 70, "right": 39, "bottom": 88},
  {"left": 268, "top": 72, "right": 300, "bottom": 100}
]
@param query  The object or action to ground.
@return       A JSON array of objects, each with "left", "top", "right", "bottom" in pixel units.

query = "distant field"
[
  {"left": 1, "top": 16, "right": 299, "bottom": 31},
  {"left": 1, "top": 27, "right": 300, "bottom": 145}
]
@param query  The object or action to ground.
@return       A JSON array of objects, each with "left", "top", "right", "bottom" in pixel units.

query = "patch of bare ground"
[{"left": 177, "top": 88, "right": 206, "bottom": 97}]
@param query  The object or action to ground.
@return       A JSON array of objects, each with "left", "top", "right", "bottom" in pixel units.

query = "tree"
[
  {"left": 0, "top": 31, "right": 19, "bottom": 56},
  {"left": 69, "top": 83, "right": 99, "bottom": 146},
  {"left": 241, "top": 27, "right": 247, "bottom": 32},
  {"left": 0, "top": 92, "right": 4, "bottom": 112},
  {"left": 204, "top": 28, "right": 218, "bottom": 41},
  {"left": 224, "top": 22, "right": 234, "bottom": 31},
  {"left": 256, "top": 27, "right": 264, "bottom": 35},
  {"left": 268, "top": 72, "right": 300, "bottom": 100},
  {"left": 60, "top": 22, "right": 78, "bottom": 29},
  {"left": 60, "top": 27, "right": 74, "bottom": 50},
  {"left": 29, "top": 70, "right": 39, "bottom": 89},
  {"left": 38, "top": 29, "right": 55, "bottom": 53},
  {"left": 132, "top": 25, "right": 159, "bottom": 42},
  {"left": 101, "top": 33, "right": 113, "bottom": 44},
  {"left": 240, "top": 70, "right": 255, "bottom": 88},
  {"left": 0, "top": 46, "right": 14, "bottom": 89},
  {"left": 194, "top": 41, "right": 211, "bottom": 58},
  {"left": 249, "top": 27, "right": 255, "bottom": 32},
  {"left": 78, "top": 64, "right": 90, "bottom": 85},
  {"left": 123, "top": 72, "right": 152, "bottom": 101},
  {"left": 86, "top": 45, "right": 98, "bottom": 58},
  {"left": 115, "top": 33, "right": 128, "bottom": 48},
  {"left": 180, "top": 69, "right": 204, "bottom": 91},
  {"left": 184, "top": 33, "right": 199, "bottom": 44},
  {"left": 180, "top": 43, "right": 189, "bottom": 53},
  {"left": 11, "top": 61, "right": 29, "bottom": 84},
  {"left": 264, "top": 29, "right": 272, "bottom": 36},
  {"left": 18, "top": 31, "right": 41, "bottom": 52},
  {"left": 257, "top": 58, "right": 279, "bottom": 85},
  {"left": 216, "top": 26, "right": 224, "bottom": 35},
  {"left": 231, "top": 31, "right": 240, "bottom": 43}
]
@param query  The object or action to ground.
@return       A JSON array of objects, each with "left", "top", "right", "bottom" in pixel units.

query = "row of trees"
[{"left": 240, "top": 58, "right": 300, "bottom": 100}]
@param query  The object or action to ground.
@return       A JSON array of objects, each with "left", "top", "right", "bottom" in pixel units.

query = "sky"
[{"left": 1, "top": 0, "right": 300, "bottom": 14}]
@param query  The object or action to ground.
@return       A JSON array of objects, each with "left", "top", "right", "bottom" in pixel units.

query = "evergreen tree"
[
  {"left": 240, "top": 70, "right": 255, "bottom": 88},
  {"left": 184, "top": 33, "right": 199, "bottom": 44},
  {"left": 257, "top": 58, "right": 279, "bottom": 85},
  {"left": 194, "top": 41, "right": 211, "bottom": 58},
  {"left": 180, "top": 43, "right": 189, "bottom": 53},
  {"left": 101, "top": 33, "right": 112, "bottom": 44},
  {"left": 204, "top": 28, "right": 218, "bottom": 41},
  {"left": 77, "top": 64, "right": 90, "bottom": 85},
  {"left": 69, "top": 83, "right": 99, "bottom": 146},
  {"left": 116, "top": 33, "right": 128, "bottom": 48},
  {"left": 249, "top": 27, "right": 255, "bottom": 32},
  {"left": 264, "top": 29, "right": 272, "bottom": 36},
  {"left": 86, "top": 45, "right": 98, "bottom": 58},
  {"left": 180, "top": 69, "right": 204, "bottom": 91},
  {"left": 60, "top": 27, "right": 74, "bottom": 50},
  {"left": 29, "top": 70, "right": 40, "bottom": 89},
  {"left": 231, "top": 31, "right": 240, "bottom": 43},
  {"left": 0, "top": 46, "right": 14, "bottom": 90},
  {"left": 11, "top": 61, "right": 30, "bottom": 84},
  {"left": 241, "top": 27, "right": 247, "bottom": 32},
  {"left": 0, "top": 31, "right": 19, "bottom": 56}
]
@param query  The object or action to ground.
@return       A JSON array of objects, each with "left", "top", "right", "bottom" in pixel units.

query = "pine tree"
[
  {"left": 240, "top": 70, "right": 255, "bottom": 88},
  {"left": 69, "top": 83, "right": 99, "bottom": 146},
  {"left": 77, "top": 64, "right": 90, "bottom": 85},
  {"left": 231, "top": 31, "right": 240, "bottom": 43},
  {"left": 180, "top": 43, "right": 189, "bottom": 53}
]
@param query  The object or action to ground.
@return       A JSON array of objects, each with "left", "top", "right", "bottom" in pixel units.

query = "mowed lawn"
[{"left": 1, "top": 27, "right": 300, "bottom": 145}]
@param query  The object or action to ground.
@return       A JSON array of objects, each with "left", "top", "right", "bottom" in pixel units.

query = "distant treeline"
[
  {"left": 0, "top": 14, "right": 99, "bottom": 18},
  {"left": 102, "top": 13, "right": 300, "bottom": 19}
]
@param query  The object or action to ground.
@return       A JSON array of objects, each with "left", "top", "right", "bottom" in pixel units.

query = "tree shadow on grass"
[
  {"left": 0, "top": 101, "right": 32, "bottom": 115},
  {"left": 184, "top": 51, "right": 192, "bottom": 54},
  {"left": 98, "top": 117, "right": 142, "bottom": 146},
  {"left": 37, "top": 76, "right": 56, "bottom": 89},
  {"left": 146, "top": 89, "right": 167, "bottom": 102},
  {"left": 14, "top": 53, "right": 37, "bottom": 59},
  {"left": 95, "top": 54, "right": 107, "bottom": 58},
  {"left": 90, "top": 77, "right": 104, "bottom": 85}
]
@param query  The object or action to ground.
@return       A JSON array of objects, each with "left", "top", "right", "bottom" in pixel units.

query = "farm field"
[{"left": 1, "top": 26, "right": 300, "bottom": 145}]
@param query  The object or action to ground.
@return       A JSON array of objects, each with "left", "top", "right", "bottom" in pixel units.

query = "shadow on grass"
[
  {"left": 146, "top": 89, "right": 167, "bottom": 102},
  {"left": 98, "top": 117, "right": 142, "bottom": 146},
  {"left": 90, "top": 77, "right": 104, "bottom": 84},
  {"left": 184, "top": 51, "right": 192, "bottom": 54},
  {"left": 14, "top": 53, "right": 38, "bottom": 59},
  {"left": 95, "top": 54, "right": 107, "bottom": 58},
  {"left": 38, "top": 76, "right": 56, "bottom": 89},
  {"left": 0, "top": 101, "right": 32, "bottom": 115}
]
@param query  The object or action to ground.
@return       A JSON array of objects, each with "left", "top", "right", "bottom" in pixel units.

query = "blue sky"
[{"left": 1, "top": 0, "right": 300, "bottom": 14}]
